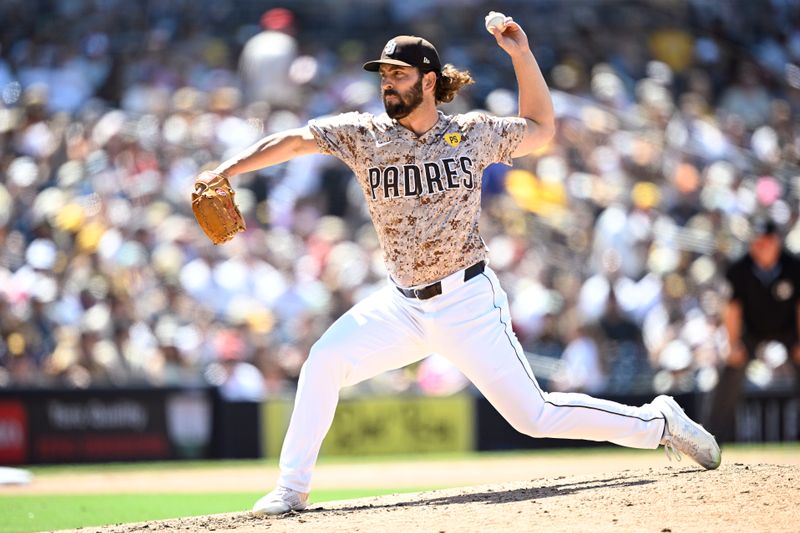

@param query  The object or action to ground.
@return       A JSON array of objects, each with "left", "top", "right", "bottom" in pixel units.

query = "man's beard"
[{"left": 383, "top": 76, "right": 424, "bottom": 119}]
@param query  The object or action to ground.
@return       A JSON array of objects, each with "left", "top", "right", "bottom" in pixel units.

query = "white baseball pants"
[{"left": 277, "top": 266, "right": 666, "bottom": 493}]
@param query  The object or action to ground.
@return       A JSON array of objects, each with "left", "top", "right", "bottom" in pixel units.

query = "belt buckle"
[{"left": 413, "top": 288, "right": 425, "bottom": 299}]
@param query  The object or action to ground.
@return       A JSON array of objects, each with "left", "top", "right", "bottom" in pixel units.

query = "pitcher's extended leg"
[{"left": 433, "top": 269, "right": 665, "bottom": 449}]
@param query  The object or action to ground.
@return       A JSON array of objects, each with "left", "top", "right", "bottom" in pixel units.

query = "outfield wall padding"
[
  {"left": 0, "top": 387, "right": 218, "bottom": 464},
  {"left": 0, "top": 387, "right": 796, "bottom": 464}
]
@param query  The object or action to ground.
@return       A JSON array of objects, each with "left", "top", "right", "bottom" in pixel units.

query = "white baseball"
[{"left": 485, "top": 11, "right": 506, "bottom": 34}]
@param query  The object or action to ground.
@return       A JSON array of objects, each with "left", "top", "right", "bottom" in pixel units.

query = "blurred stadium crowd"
[{"left": 2, "top": 0, "right": 800, "bottom": 399}]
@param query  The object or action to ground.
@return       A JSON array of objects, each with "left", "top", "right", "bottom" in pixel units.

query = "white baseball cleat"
[
  {"left": 252, "top": 486, "right": 309, "bottom": 516},
  {"left": 653, "top": 395, "right": 721, "bottom": 470}
]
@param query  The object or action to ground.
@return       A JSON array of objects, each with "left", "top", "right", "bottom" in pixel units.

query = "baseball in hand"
[{"left": 485, "top": 11, "right": 506, "bottom": 34}]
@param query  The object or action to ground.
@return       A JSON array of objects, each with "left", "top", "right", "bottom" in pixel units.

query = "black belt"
[{"left": 396, "top": 261, "right": 485, "bottom": 300}]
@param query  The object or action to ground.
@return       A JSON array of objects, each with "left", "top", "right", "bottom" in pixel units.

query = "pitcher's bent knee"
[
  {"left": 502, "top": 403, "right": 548, "bottom": 439},
  {"left": 301, "top": 341, "right": 350, "bottom": 385},
  {"left": 508, "top": 418, "right": 549, "bottom": 439}
]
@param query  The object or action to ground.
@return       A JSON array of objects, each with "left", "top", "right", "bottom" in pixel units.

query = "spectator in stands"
[
  {"left": 551, "top": 312, "right": 606, "bottom": 395},
  {"left": 206, "top": 329, "right": 266, "bottom": 401},
  {"left": 239, "top": 7, "right": 300, "bottom": 108},
  {"left": 719, "top": 61, "right": 773, "bottom": 130},
  {"left": 708, "top": 219, "right": 800, "bottom": 442},
  {"left": 597, "top": 290, "right": 650, "bottom": 394}
]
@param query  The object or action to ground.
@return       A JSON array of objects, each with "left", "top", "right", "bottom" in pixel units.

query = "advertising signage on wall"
[
  {"left": 0, "top": 388, "right": 213, "bottom": 464},
  {"left": 0, "top": 401, "right": 27, "bottom": 464},
  {"left": 27, "top": 395, "right": 170, "bottom": 462},
  {"left": 263, "top": 394, "right": 474, "bottom": 457}
]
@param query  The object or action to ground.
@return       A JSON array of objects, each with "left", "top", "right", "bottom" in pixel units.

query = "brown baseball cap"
[{"left": 363, "top": 35, "right": 442, "bottom": 74}]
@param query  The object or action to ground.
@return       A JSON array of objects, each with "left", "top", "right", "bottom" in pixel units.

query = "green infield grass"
[{"left": 0, "top": 488, "right": 433, "bottom": 533}]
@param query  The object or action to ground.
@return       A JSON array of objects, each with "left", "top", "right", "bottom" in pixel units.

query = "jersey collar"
[{"left": 378, "top": 110, "right": 450, "bottom": 142}]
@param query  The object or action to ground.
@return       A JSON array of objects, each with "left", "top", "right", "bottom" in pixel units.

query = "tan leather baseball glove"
[{"left": 191, "top": 171, "right": 246, "bottom": 245}]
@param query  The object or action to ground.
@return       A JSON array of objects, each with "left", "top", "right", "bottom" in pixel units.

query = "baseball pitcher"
[{"left": 193, "top": 14, "right": 721, "bottom": 516}]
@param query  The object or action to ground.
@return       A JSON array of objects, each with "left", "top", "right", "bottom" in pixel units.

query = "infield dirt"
[{"left": 63, "top": 463, "right": 799, "bottom": 533}]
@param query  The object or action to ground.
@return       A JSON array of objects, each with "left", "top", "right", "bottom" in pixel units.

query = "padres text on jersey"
[
  {"left": 309, "top": 110, "right": 525, "bottom": 287},
  {"left": 366, "top": 157, "right": 475, "bottom": 200}
]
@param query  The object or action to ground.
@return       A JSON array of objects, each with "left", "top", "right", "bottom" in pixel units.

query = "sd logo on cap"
[{"left": 364, "top": 35, "right": 442, "bottom": 75}]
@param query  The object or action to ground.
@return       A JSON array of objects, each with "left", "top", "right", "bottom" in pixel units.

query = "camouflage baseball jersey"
[{"left": 308, "top": 110, "right": 526, "bottom": 287}]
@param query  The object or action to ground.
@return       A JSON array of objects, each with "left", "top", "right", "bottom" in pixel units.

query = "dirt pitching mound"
[{"left": 67, "top": 463, "right": 798, "bottom": 533}]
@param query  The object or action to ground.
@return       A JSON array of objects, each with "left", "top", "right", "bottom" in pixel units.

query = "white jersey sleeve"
[
  {"left": 307, "top": 112, "right": 370, "bottom": 168},
  {"left": 461, "top": 112, "right": 527, "bottom": 167}
]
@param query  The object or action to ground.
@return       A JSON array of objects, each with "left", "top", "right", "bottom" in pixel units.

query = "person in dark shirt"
[
  {"left": 598, "top": 290, "right": 650, "bottom": 393},
  {"left": 708, "top": 219, "right": 800, "bottom": 442}
]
